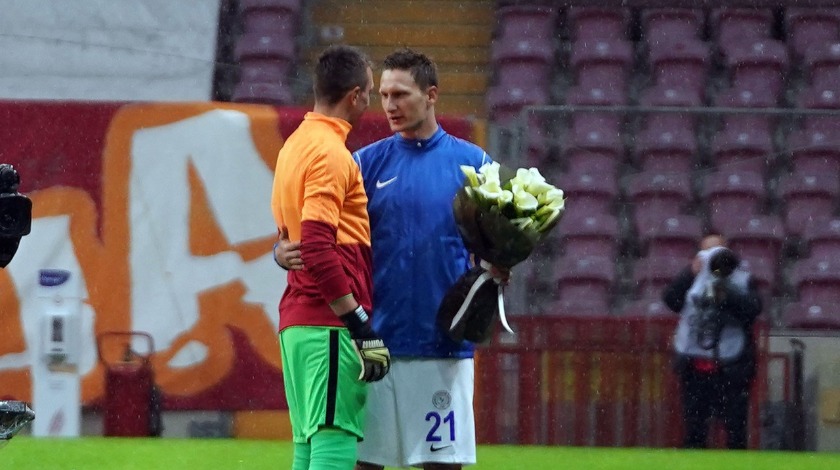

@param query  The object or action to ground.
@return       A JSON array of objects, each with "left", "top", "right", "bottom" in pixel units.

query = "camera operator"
[
  {"left": 662, "top": 234, "right": 762, "bottom": 449},
  {"left": 0, "top": 162, "right": 33, "bottom": 444}
]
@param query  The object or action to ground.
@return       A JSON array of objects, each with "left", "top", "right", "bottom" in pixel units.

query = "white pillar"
[{"left": 31, "top": 269, "right": 82, "bottom": 437}]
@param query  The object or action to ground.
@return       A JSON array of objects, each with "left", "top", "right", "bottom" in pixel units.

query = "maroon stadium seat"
[
  {"left": 561, "top": 115, "right": 624, "bottom": 180},
  {"left": 491, "top": 38, "right": 555, "bottom": 88},
  {"left": 804, "top": 41, "right": 840, "bottom": 92},
  {"left": 640, "top": 214, "right": 703, "bottom": 260},
  {"left": 240, "top": 0, "right": 300, "bottom": 34},
  {"left": 641, "top": 8, "right": 705, "bottom": 49},
  {"left": 792, "top": 256, "right": 840, "bottom": 305},
  {"left": 780, "top": 170, "right": 839, "bottom": 238},
  {"left": 786, "top": 7, "right": 840, "bottom": 63},
  {"left": 719, "top": 39, "right": 789, "bottom": 106},
  {"left": 633, "top": 255, "right": 690, "bottom": 300},
  {"left": 620, "top": 296, "right": 672, "bottom": 317},
  {"left": 628, "top": 172, "right": 694, "bottom": 236},
  {"left": 558, "top": 213, "right": 621, "bottom": 259},
  {"left": 797, "top": 86, "right": 840, "bottom": 135},
  {"left": 635, "top": 119, "right": 698, "bottom": 173},
  {"left": 486, "top": 86, "right": 549, "bottom": 126},
  {"left": 738, "top": 256, "right": 776, "bottom": 304},
  {"left": 567, "top": 7, "right": 630, "bottom": 41},
  {"left": 557, "top": 170, "right": 619, "bottom": 220},
  {"left": 787, "top": 127, "right": 840, "bottom": 175},
  {"left": 782, "top": 301, "right": 840, "bottom": 330},
  {"left": 802, "top": 217, "right": 840, "bottom": 259},
  {"left": 648, "top": 40, "right": 710, "bottom": 99},
  {"left": 702, "top": 171, "right": 766, "bottom": 234},
  {"left": 554, "top": 255, "right": 616, "bottom": 314},
  {"left": 232, "top": 80, "right": 293, "bottom": 104},
  {"left": 638, "top": 85, "right": 704, "bottom": 136},
  {"left": 711, "top": 7, "right": 774, "bottom": 55},
  {"left": 496, "top": 4, "right": 557, "bottom": 41},
  {"left": 725, "top": 215, "right": 785, "bottom": 274},
  {"left": 710, "top": 123, "right": 774, "bottom": 176},
  {"left": 235, "top": 33, "right": 296, "bottom": 82},
  {"left": 570, "top": 39, "right": 634, "bottom": 94}
]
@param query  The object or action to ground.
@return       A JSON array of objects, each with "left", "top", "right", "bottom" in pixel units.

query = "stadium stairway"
[{"left": 305, "top": 0, "right": 494, "bottom": 117}]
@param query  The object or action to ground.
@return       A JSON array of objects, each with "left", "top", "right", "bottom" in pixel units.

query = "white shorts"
[{"left": 357, "top": 358, "right": 476, "bottom": 468}]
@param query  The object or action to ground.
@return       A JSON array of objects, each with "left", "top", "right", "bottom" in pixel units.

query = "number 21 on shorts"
[{"left": 425, "top": 410, "right": 455, "bottom": 443}]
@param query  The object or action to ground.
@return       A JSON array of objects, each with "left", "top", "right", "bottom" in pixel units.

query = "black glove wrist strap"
[{"left": 340, "top": 305, "right": 374, "bottom": 339}]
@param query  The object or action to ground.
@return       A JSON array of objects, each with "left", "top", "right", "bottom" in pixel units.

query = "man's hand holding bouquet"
[{"left": 438, "top": 162, "right": 565, "bottom": 343}]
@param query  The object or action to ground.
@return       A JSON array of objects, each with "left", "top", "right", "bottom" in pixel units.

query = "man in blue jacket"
[{"left": 277, "top": 48, "right": 500, "bottom": 469}]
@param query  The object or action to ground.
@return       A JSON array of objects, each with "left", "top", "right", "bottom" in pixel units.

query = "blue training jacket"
[{"left": 353, "top": 126, "right": 491, "bottom": 358}]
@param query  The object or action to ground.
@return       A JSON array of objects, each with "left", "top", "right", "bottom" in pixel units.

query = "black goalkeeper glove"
[{"left": 340, "top": 306, "right": 391, "bottom": 382}]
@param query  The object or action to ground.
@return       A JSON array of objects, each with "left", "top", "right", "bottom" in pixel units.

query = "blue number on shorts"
[{"left": 425, "top": 410, "right": 456, "bottom": 442}]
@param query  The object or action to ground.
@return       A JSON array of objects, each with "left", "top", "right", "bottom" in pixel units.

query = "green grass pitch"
[{"left": 4, "top": 437, "right": 839, "bottom": 469}]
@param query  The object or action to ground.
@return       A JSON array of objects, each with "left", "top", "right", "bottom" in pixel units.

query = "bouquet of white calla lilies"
[
  {"left": 439, "top": 161, "right": 566, "bottom": 344},
  {"left": 456, "top": 163, "right": 565, "bottom": 249}
]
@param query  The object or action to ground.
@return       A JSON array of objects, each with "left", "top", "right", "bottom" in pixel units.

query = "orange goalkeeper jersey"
[{"left": 271, "top": 112, "right": 373, "bottom": 331}]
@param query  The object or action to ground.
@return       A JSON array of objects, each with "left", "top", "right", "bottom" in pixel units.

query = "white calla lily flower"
[
  {"left": 477, "top": 179, "right": 504, "bottom": 203},
  {"left": 460, "top": 165, "right": 480, "bottom": 188},
  {"left": 513, "top": 187, "right": 538, "bottom": 214},
  {"left": 479, "top": 162, "right": 502, "bottom": 185}
]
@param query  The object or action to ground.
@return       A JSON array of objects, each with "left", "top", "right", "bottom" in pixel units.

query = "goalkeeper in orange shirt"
[{"left": 270, "top": 45, "right": 391, "bottom": 470}]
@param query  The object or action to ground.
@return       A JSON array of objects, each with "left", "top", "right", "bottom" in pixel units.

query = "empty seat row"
[{"left": 232, "top": 0, "right": 301, "bottom": 105}]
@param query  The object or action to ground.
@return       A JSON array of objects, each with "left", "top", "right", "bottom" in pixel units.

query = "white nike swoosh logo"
[{"left": 376, "top": 176, "right": 398, "bottom": 189}]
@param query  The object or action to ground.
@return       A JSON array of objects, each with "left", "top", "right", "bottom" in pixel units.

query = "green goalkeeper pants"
[{"left": 280, "top": 326, "right": 367, "bottom": 444}]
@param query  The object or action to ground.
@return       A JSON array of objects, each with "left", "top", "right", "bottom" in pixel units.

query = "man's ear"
[
  {"left": 426, "top": 85, "right": 438, "bottom": 105},
  {"left": 346, "top": 86, "right": 361, "bottom": 106}
]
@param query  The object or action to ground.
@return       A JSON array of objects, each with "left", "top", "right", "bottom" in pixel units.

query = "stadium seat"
[
  {"left": 620, "top": 296, "right": 673, "bottom": 317},
  {"left": 554, "top": 255, "right": 616, "bottom": 314},
  {"left": 558, "top": 212, "right": 621, "bottom": 259},
  {"left": 640, "top": 214, "right": 703, "bottom": 260},
  {"left": 738, "top": 256, "right": 776, "bottom": 304},
  {"left": 702, "top": 170, "right": 766, "bottom": 234},
  {"left": 797, "top": 88, "right": 840, "bottom": 137},
  {"left": 627, "top": 172, "right": 693, "bottom": 236},
  {"left": 780, "top": 170, "right": 839, "bottom": 238},
  {"left": 786, "top": 8, "right": 840, "bottom": 63},
  {"left": 710, "top": 123, "right": 774, "bottom": 176},
  {"left": 570, "top": 39, "right": 634, "bottom": 94},
  {"left": 787, "top": 128, "right": 840, "bottom": 175},
  {"left": 486, "top": 85, "right": 549, "bottom": 126},
  {"left": 719, "top": 39, "right": 790, "bottom": 106},
  {"left": 491, "top": 38, "right": 555, "bottom": 88},
  {"left": 791, "top": 256, "right": 840, "bottom": 304},
  {"left": 232, "top": 80, "right": 294, "bottom": 104},
  {"left": 234, "top": 32, "right": 297, "bottom": 82},
  {"left": 522, "top": 119, "right": 553, "bottom": 169},
  {"left": 496, "top": 4, "right": 557, "bottom": 41},
  {"left": 641, "top": 8, "right": 705, "bottom": 49},
  {"left": 724, "top": 215, "right": 785, "bottom": 274},
  {"left": 561, "top": 113, "right": 624, "bottom": 179},
  {"left": 782, "top": 301, "right": 840, "bottom": 330},
  {"left": 565, "top": 83, "right": 629, "bottom": 107},
  {"left": 633, "top": 255, "right": 689, "bottom": 300},
  {"left": 648, "top": 40, "right": 710, "bottom": 99},
  {"left": 567, "top": 7, "right": 630, "bottom": 41},
  {"left": 711, "top": 7, "right": 775, "bottom": 56},
  {"left": 240, "top": 0, "right": 301, "bottom": 34},
  {"left": 804, "top": 41, "right": 840, "bottom": 92},
  {"left": 634, "top": 119, "right": 698, "bottom": 173},
  {"left": 557, "top": 170, "right": 619, "bottom": 220},
  {"left": 638, "top": 85, "right": 704, "bottom": 135},
  {"left": 802, "top": 217, "right": 840, "bottom": 259}
]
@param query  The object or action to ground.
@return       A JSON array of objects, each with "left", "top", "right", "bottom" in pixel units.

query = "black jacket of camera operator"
[
  {"left": 663, "top": 248, "right": 762, "bottom": 379},
  {"left": 0, "top": 164, "right": 32, "bottom": 268}
]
